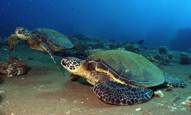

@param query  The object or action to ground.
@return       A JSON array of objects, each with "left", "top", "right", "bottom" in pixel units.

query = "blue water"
[
  {"left": 1, "top": 0, "right": 191, "bottom": 49},
  {"left": 0, "top": 1, "right": 191, "bottom": 114}
]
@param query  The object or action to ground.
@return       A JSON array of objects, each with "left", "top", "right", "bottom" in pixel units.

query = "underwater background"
[
  {"left": 0, "top": 0, "right": 191, "bottom": 115},
  {"left": 0, "top": 0, "right": 191, "bottom": 49}
]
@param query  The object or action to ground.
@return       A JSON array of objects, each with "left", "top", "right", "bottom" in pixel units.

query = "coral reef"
[
  {"left": 153, "top": 46, "right": 173, "bottom": 65},
  {"left": 122, "top": 42, "right": 140, "bottom": 53},
  {"left": 0, "top": 57, "right": 29, "bottom": 77}
]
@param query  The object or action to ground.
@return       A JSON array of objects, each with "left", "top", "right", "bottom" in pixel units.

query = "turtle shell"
[
  {"left": 35, "top": 28, "right": 74, "bottom": 49},
  {"left": 88, "top": 49, "right": 165, "bottom": 87}
]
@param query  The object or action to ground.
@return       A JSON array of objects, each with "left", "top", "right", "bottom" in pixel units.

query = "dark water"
[{"left": 0, "top": 0, "right": 191, "bottom": 49}]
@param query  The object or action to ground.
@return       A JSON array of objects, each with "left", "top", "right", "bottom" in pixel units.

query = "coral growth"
[{"left": 0, "top": 57, "right": 29, "bottom": 77}]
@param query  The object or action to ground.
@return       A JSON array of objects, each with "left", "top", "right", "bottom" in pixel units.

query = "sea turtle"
[
  {"left": 60, "top": 50, "right": 186, "bottom": 105},
  {"left": 8, "top": 27, "right": 74, "bottom": 53}
]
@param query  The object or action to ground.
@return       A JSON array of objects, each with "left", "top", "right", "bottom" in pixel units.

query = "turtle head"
[
  {"left": 15, "top": 27, "right": 31, "bottom": 40},
  {"left": 61, "top": 57, "right": 83, "bottom": 74}
]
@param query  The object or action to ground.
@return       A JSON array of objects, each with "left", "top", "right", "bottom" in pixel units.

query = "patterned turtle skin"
[
  {"left": 93, "top": 80, "right": 152, "bottom": 105},
  {"left": 8, "top": 27, "right": 74, "bottom": 53},
  {"left": 61, "top": 57, "right": 153, "bottom": 105}
]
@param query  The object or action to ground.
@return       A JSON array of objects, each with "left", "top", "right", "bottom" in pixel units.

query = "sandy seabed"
[{"left": 0, "top": 47, "right": 191, "bottom": 115}]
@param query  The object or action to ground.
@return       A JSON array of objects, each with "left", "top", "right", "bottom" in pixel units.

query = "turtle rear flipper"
[
  {"left": 165, "top": 76, "right": 187, "bottom": 88},
  {"left": 93, "top": 80, "right": 153, "bottom": 105}
]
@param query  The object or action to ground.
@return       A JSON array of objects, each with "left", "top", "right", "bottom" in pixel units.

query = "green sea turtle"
[
  {"left": 60, "top": 50, "right": 186, "bottom": 105},
  {"left": 8, "top": 27, "right": 74, "bottom": 53}
]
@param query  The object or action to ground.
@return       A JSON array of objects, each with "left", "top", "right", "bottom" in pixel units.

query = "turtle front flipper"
[
  {"left": 93, "top": 80, "right": 153, "bottom": 105},
  {"left": 26, "top": 38, "right": 49, "bottom": 52},
  {"left": 8, "top": 34, "right": 21, "bottom": 50}
]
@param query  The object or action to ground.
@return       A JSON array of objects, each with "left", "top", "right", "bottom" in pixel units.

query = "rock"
[
  {"left": 158, "top": 46, "right": 168, "bottom": 55},
  {"left": 154, "top": 90, "right": 164, "bottom": 98},
  {"left": 154, "top": 54, "right": 172, "bottom": 65},
  {"left": 153, "top": 47, "right": 173, "bottom": 65},
  {"left": 135, "top": 107, "right": 142, "bottom": 111},
  {"left": 80, "top": 101, "right": 84, "bottom": 104},
  {"left": 181, "top": 96, "right": 191, "bottom": 108},
  {"left": 0, "top": 57, "right": 29, "bottom": 78},
  {"left": 179, "top": 52, "right": 191, "bottom": 65},
  {"left": 122, "top": 42, "right": 140, "bottom": 53}
]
